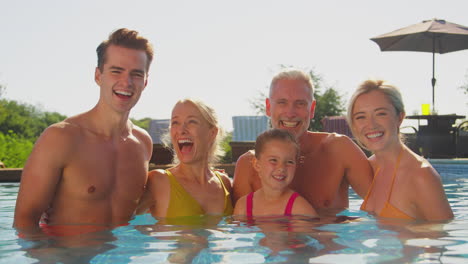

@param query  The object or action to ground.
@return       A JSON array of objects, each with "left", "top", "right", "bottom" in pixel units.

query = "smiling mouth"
[
  {"left": 366, "top": 132, "right": 384, "bottom": 139},
  {"left": 114, "top": 90, "right": 133, "bottom": 98},
  {"left": 280, "top": 120, "right": 300, "bottom": 128},
  {"left": 272, "top": 174, "right": 286, "bottom": 181}
]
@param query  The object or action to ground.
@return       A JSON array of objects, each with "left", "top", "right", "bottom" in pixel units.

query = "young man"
[
  {"left": 14, "top": 28, "right": 154, "bottom": 234},
  {"left": 233, "top": 69, "right": 373, "bottom": 215}
]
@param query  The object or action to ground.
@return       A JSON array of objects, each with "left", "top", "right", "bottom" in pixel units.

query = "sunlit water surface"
[{"left": 1, "top": 161, "right": 467, "bottom": 263}]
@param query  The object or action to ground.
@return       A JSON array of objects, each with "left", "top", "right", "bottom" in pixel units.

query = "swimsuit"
[
  {"left": 165, "top": 170, "right": 233, "bottom": 218},
  {"left": 246, "top": 191, "right": 299, "bottom": 217},
  {"left": 360, "top": 152, "right": 415, "bottom": 220}
]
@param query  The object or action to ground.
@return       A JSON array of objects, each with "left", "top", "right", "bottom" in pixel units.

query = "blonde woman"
[
  {"left": 347, "top": 79, "right": 453, "bottom": 221},
  {"left": 138, "top": 99, "right": 232, "bottom": 221}
]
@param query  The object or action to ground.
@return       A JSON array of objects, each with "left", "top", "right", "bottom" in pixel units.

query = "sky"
[{"left": 1, "top": 0, "right": 468, "bottom": 132}]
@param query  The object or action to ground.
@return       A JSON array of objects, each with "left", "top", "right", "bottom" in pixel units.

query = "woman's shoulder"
[
  {"left": 148, "top": 169, "right": 171, "bottom": 187},
  {"left": 403, "top": 150, "right": 441, "bottom": 183},
  {"left": 213, "top": 169, "right": 233, "bottom": 189}
]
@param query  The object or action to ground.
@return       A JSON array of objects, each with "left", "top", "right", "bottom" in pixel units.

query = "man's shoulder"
[
  {"left": 239, "top": 149, "right": 255, "bottom": 159},
  {"left": 131, "top": 123, "right": 153, "bottom": 144},
  {"left": 41, "top": 119, "right": 82, "bottom": 140},
  {"left": 303, "top": 131, "right": 355, "bottom": 149}
]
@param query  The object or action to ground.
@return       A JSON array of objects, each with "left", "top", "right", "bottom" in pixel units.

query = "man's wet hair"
[{"left": 96, "top": 28, "right": 154, "bottom": 72}]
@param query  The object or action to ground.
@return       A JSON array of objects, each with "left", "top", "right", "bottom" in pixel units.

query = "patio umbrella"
[{"left": 371, "top": 18, "right": 468, "bottom": 112}]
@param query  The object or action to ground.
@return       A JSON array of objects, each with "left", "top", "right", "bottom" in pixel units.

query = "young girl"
[{"left": 233, "top": 129, "right": 318, "bottom": 218}]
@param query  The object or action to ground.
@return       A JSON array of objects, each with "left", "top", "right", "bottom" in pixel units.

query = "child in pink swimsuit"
[{"left": 233, "top": 129, "right": 318, "bottom": 218}]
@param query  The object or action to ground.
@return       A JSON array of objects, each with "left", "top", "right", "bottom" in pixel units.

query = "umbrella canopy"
[{"left": 371, "top": 18, "right": 468, "bottom": 112}]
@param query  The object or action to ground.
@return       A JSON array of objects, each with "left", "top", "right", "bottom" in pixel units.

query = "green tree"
[
  {"left": 250, "top": 68, "right": 346, "bottom": 131},
  {"left": 0, "top": 92, "right": 67, "bottom": 167},
  {"left": 0, "top": 131, "right": 33, "bottom": 168},
  {"left": 0, "top": 99, "right": 66, "bottom": 140},
  {"left": 0, "top": 83, "right": 5, "bottom": 98},
  {"left": 131, "top": 117, "right": 152, "bottom": 131},
  {"left": 219, "top": 131, "right": 233, "bottom": 163}
]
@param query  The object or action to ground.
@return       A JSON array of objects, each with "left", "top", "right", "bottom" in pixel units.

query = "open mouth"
[
  {"left": 114, "top": 90, "right": 133, "bottom": 99},
  {"left": 178, "top": 139, "right": 194, "bottom": 153},
  {"left": 280, "top": 120, "right": 300, "bottom": 128}
]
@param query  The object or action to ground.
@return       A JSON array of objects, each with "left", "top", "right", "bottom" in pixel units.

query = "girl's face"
[
  {"left": 170, "top": 102, "right": 217, "bottom": 164},
  {"left": 254, "top": 139, "right": 298, "bottom": 192},
  {"left": 351, "top": 90, "right": 404, "bottom": 153}
]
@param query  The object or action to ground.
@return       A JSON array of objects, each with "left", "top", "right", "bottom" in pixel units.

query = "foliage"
[
  {"left": 0, "top": 84, "right": 5, "bottom": 98},
  {"left": 249, "top": 68, "right": 346, "bottom": 131},
  {"left": 0, "top": 99, "right": 66, "bottom": 140},
  {"left": 0, "top": 131, "right": 33, "bottom": 168},
  {"left": 131, "top": 117, "right": 152, "bottom": 131},
  {"left": 219, "top": 131, "right": 233, "bottom": 163},
  {"left": 0, "top": 89, "right": 67, "bottom": 167}
]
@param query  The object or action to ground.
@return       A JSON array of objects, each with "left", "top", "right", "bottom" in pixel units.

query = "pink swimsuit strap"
[
  {"left": 246, "top": 192, "right": 254, "bottom": 218},
  {"left": 246, "top": 191, "right": 299, "bottom": 217},
  {"left": 284, "top": 192, "right": 299, "bottom": 216}
]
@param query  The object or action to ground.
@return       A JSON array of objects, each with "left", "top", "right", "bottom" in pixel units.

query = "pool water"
[{"left": 1, "top": 162, "right": 468, "bottom": 264}]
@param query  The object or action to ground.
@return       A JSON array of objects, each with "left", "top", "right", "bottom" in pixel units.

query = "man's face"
[
  {"left": 95, "top": 45, "right": 148, "bottom": 114},
  {"left": 266, "top": 79, "right": 316, "bottom": 138}
]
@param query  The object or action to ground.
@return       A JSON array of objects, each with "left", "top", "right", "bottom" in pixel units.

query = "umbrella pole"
[
  {"left": 431, "top": 36, "right": 436, "bottom": 113},
  {"left": 431, "top": 52, "right": 436, "bottom": 114}
]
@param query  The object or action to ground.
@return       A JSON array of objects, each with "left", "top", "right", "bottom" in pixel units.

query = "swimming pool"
[{"left": 1, "top": 162, "right": 467, "bottom": 264}]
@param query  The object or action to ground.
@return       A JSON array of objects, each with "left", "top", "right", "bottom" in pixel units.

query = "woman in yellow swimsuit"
[
  {"left": 138, "top": 98, "right": 233, "bottom": 220},
  {"left": 347, "top": 79, "right": 453, "bottom": 221}
]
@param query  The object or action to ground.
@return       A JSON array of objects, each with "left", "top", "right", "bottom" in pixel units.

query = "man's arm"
[
  {"left": 232, "top": 151, "right": 257, "bottom": 204},
  {"left": 336, "top": 136, "right": 373, "bottom": 198},
  {"left": 13, "top": 125, "right": 70, "bottom": 231}
]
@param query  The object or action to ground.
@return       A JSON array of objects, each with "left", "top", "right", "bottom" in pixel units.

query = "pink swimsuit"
[{"left": 246, "top": 192, "right": 300, "bottom": 217}]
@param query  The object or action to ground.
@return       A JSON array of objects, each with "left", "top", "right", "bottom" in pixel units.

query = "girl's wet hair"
[{"left": 254, "top": 129, "right": 300, "bottom": 159}]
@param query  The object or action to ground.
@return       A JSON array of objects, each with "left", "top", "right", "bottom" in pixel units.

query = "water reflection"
[{"left": 1, "top": 169, "right": 468, "bottom": 263}]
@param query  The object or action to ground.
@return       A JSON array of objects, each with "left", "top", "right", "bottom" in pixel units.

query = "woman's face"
[
  {"left": 351, "top": 90, "right": 404, "bottom": 153},
  {"left": 254, "top": 139, "right": 297, "bottom": 192},
  {"left": 170, "top": 102, "right": 217, "bottom": 164}
]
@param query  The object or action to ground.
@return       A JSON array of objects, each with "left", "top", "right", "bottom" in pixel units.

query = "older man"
[{"left": 233, "top": 69, "right": 372, "bottom": 215}]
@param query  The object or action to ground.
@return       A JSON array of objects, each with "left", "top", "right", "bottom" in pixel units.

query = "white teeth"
[
  {"left": 273, "top": 175, "right": 286, "bottom": 180},
  {"left": 367, "top": 132, "right": 383, "bottom": 139},
  {"left": 178, "top": 139, "right": 193, "bottom": 144},
  {"left": 115, "top": 90, "right": 132, "bottom": 96},
  {"left": 282, "top": 121, "right": 298, "bottom": 128}
]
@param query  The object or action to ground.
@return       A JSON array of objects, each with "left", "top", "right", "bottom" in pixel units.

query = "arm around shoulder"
[
  {"left": 144, "top": 169, "right": 171, "bottom": 218},
  {"left": 332, "top": 135, "right": 373, "bottom": 198}
]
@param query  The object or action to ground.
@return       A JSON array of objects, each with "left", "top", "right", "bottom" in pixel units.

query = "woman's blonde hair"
[{"left": 347, "top": 79, "right": 405, "bottom": 149}]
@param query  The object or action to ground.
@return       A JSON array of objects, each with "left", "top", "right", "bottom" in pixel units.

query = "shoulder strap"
[
  {"left": 246, "top": 192, "right": 254, "bottom": 217},
  {"left": 284, "top": 192, "right": 299, "bottom": 216},
  {"left": 387, "top": 150, "right": 404, "bottom": 202},
  {"left": 284, "top": 192, "right": 300, "bottom": 216}
]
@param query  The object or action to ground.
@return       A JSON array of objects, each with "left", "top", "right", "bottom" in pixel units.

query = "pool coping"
[{"left": 0, "top": 164, "right": 237, "bottom": 183}]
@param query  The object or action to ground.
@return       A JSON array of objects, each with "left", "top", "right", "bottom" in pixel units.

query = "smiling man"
[
  {"left": 233, "top": 69, "right": 373, "bottom": 215},
  {"left": 14, "top": 28, "right": 154, "bottom": 235}
]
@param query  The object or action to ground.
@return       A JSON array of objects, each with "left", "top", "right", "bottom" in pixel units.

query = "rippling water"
[{"left": 1, "top": 163, "right": 467, "bottom": 264}]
